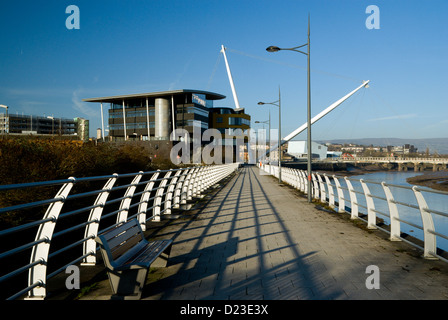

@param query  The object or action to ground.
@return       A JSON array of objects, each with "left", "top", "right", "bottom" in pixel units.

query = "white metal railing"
[
  {"left": 259, "top": 163, "right": 448, "bottom": 263},
  {"left": 0, "top": 163, "right": 240, "bottom": 300}
]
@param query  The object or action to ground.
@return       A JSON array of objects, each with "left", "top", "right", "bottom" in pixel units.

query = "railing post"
[
  {"left": 344, "top": 177, "right": 358, "bottom": 219},
  {"left": 199, "top": 166, "right": 211, "bottom": 192},
  {"left": 117, "top": 172, "right": 144, "bottom": 224},
  {"left": 301, "top": 170, "right": 308, "bottom": 194},
  {"left": 324, "top": 174, "right": 334, "bottom": 208},
  {"left": 412, "top": 186, "right": 438, "bottom": 259},
  {"left": 164, "top": 169, "right": 181, "bottom": 215},
  {"left": 153, "top": 170, "right": 173, "bottom": 222},
  {"left": 181, "top": 168, "right": 194, "bottom": 204},
  {"left": 360, "top": 179, "right": 377, "bottom": 229},
  {"left": 26, "top": 178, "right": 76, "bottom": 300},
  {"left": 381, "top": 182, "right": 401, "bottom": 242},
  {"left": 311, "top": 174, "right": 319, "bottom": 200},
  {"left": 173, "top": 169, "right": 188, "bottom": 208},
  {"left": 137, "top": 171, "right": 160, "bottom": 230},
  {"left": 82, "top": 174, "right": 118, "bottom": 266},
  {"left": 186, "top": 168, "right": 199, "bottom": 201},
  {"left": 192, "top": 166, "right": 205, "bottom": 197},
  {"left": 317, "top": 174, "right": 326, "bottom": 203},
  {"left": 333, "top": 175, "right": 345, "bottom": 213}
]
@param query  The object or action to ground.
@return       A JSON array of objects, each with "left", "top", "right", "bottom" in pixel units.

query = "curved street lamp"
[
  {"left": 266, "top": 15, "right": 312, "bottom": 202},
  {"left": 258, "top": 87, "right": 281, "bottom": 183}
]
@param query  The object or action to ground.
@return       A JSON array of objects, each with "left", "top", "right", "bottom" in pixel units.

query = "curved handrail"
[{"left": 0, "top": 163, "right": 240, "bottom": 300}]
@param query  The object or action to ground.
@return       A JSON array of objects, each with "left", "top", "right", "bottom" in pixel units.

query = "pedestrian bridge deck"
[{"left": 74, "top": 165, "right": 448, "bottom": 300}]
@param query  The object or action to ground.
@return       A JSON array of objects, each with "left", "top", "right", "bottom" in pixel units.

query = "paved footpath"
[{"left": 80, "top": 165, "right": 448, "bottom": 300}]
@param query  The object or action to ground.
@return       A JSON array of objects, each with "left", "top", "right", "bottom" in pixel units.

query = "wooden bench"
[{"left": 95, "top": 218, "right": 172, "bottom": 300}]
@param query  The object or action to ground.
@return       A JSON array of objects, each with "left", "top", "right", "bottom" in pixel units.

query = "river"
[{"left": 332, "top": 171, "right": 448, "bottom": 253}]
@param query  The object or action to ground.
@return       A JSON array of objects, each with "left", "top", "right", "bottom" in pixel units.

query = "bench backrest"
[{"left": 96, "top": 219, "right": 147, "bottom": 269}]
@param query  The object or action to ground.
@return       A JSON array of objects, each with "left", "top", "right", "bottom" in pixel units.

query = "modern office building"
[
  {"left": 83, "top": 89, "right": 251, "bottom": 144},
  {"left": 209, "top": 107, "right": 251, "bottom": 136},
  {"left": 0, "top": 111, "right": 89, "bottom": 141},
  {"left": 209, "top": 107, "right": 251, "bottom": 161}
]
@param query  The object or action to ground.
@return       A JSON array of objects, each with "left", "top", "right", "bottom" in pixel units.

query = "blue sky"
[{"left": 0, "top": 0, "right": 447, "bottom": 141}]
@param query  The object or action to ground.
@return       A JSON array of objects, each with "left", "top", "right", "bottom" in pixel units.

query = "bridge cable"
[{"left": 206, "top": 52, "right": 222, "bottom": 90}]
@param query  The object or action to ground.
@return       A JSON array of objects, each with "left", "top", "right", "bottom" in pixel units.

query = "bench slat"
[
  {"left": 107, "top": 225, "right": 142, "bottom": 251},
  {"left": 102, "top": 219, "right": 139, "bottom": 241},
  {"left": 124, "top": 240, "right": 172, "bottom": 266},
  {"left": 110, "top": 232, "right": 144, "bottom": 261}
]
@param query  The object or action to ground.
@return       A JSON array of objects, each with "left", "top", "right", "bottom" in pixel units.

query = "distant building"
[
  {"left": 84, "top": 90, "right": 252, "bottom": 142},
  {"left": 0, "top": 112, "right": 89, "bottom": 141},
  {"left": 209, "top": 106, "right": 251, "bottom": 143},
  {"left": 287, "top": 141, "right": 328, "bottom": 160},
  {"left": 84, "top": 89, "right": 252, "bottom": 162},
  {"left": 84, "top": 89, "right": 229, "bottom": 142},
  {"left": 387, "top": 144, "right": 418, "bottom": 155},
  {"left": 209, "top": 107, "right": 251, "bottom": 161}
]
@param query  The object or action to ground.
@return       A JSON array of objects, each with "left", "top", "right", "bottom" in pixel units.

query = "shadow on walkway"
[{"left": 142, "top": 166, "right": 347, "bottom": 300}]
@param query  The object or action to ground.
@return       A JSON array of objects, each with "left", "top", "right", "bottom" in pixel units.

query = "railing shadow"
[{"left": 141, "top": 166, "right": 347, "bottom": 300}]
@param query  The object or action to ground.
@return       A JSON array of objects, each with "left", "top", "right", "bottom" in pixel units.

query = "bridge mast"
[
  {"left": 221, "top": 45, "right": 242, "bottom": 110},
  {"left": 260, "top": 80, "right": 370, "bottom": 159}
]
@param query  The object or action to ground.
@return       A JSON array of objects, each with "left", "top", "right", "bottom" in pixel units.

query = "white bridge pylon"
[
  {"left": 260, "top": 80, "right": 370, "bottom": 160},
  {"left": 221, "top": 45, "right": 242, "bottom": 111}
]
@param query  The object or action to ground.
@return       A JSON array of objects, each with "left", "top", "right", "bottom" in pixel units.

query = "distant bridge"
[{"left": 321, "top": 157, "right": 448, "bottom": 172}]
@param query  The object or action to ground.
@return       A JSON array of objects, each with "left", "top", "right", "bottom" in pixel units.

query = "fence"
[
  {"left": 259, "top": 163, "right": 448, "bottom": 263},
  {"left": 0, "top": 163, "right": 240, "bottom": 300}
]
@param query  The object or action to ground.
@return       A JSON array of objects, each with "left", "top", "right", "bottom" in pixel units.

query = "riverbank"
[{"left": 406, "top": 171, "right": 448, "bottom": 192}]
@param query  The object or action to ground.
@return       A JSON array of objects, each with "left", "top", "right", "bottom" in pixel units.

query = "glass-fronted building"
[{"left": 83, "top": 89, "right": 226, "bottom": 142}]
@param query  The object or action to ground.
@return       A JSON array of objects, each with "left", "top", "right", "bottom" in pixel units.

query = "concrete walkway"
[{"left": 80, "top": 165, "right": 448, "bottom": 300}]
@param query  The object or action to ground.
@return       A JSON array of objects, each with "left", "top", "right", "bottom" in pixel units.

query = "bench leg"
[
  {"left": 151, "top": 243, "right": 172, "bottom": 268},
  {"left": 107, "top": 268, "right": 148, "bottom": 300}
]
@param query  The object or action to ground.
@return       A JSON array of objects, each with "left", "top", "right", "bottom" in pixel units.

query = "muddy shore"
[{"left": 406, "top": 171, "right": 448, "bottom": 192}]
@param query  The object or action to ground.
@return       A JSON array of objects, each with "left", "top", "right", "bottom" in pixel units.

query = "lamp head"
[
  {"left": 257, "top": 102, "right": 265, "bottom": 105},
  {"left": 266, "top": 46, "right": 281, "bottom": 52}
]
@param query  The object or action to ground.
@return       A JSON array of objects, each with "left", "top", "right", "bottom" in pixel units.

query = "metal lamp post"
[
  {"left": 255, "top": 119, "right": 271, "bottom": 173},
  {"left": 266, "top": 15, "right": 312, "bottom": 202},
  {"left": 258, "top": 87, "right": 282, "bottom": 183}
]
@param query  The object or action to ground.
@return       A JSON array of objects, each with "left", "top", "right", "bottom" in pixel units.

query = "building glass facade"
[{"left": 84, "top": 90, "right": 228, "bottom": 142}]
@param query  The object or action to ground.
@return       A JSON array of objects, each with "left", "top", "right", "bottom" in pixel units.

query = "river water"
[{"left": 331, "top": 171, "right": 448, "bottom": 253}]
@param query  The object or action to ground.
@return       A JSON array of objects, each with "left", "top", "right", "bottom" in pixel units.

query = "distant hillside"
[{"left": 317, "top": 138, "right": 448, "bottom": 155}]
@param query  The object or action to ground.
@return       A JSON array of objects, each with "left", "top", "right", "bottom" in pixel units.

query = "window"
[{"left": 228, "top": 117, "right": 250, "bottom": 126}]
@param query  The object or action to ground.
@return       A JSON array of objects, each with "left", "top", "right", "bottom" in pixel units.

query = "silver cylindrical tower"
[{"left": 155, "top": 97, "right": 170, "bottom": 140}]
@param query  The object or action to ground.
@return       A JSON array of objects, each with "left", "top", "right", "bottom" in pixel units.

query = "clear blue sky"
[{"left": 1, "top": 0, "right": 447, "bottom": 141}]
